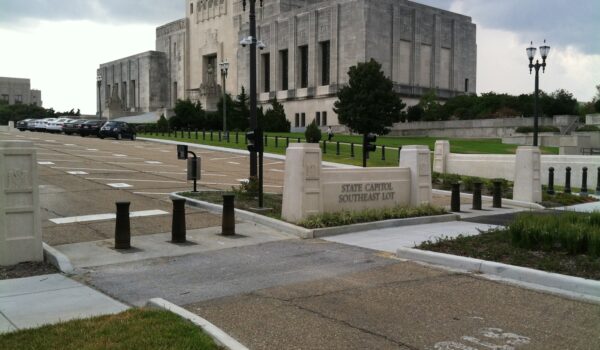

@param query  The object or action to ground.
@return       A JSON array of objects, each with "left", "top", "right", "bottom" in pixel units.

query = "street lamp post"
[
  {"left": 241, "top": 0, "right": 266, "bottom": 207},
  {"left": 220, "top": 60, "right": 229, "bottom": 141},
  {"left": 526, "top": 40, "right": 551, "bottom": 147},
  {"left": 97, "top": 73, "right": 102, "bottom": 120}
]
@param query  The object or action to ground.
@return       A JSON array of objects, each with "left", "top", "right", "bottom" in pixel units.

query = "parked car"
[
  {"left": 99, "top": 121, "right": 136, "bottom": 140},
  {"left": 63, "top": 119, "right": 88, "bottom": 135},
  {"left": 16, "top": 119, "right": 34, "bottom": 131},
  {"left": 26, "top": 118, "right": 40, "bottom": 131},
  {"left": 80, "top": 120, "right": 105, "bottom": 137},
  {"left": 46, "top": 118, "right": 72, "bottom": 133},
  {"left": 34, "top": 118, "right": 57, "bottom": 132}
]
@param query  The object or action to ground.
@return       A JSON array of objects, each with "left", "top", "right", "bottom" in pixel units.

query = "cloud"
[{"left": 0, "top": 0, "right": 182, "bottom": 26}]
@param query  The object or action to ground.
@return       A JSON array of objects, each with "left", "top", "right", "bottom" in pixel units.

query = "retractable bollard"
[
  {"left": 451, "top": 183, "right": 461, "bottom": 212},
  {"left": 472, "top": 182, "right": 482, "bottom": 210},
  {"left": 492, "top": 180, "right": 502, "bottom": 208},
  {"left": 115, "top": 201, "right": 131, "bottom": 249},
  {"left": 581, "top": 167, "right": 588, "bottom": 196},
  {"left": 597, "top": 167, "right": 600, "bottom": 195},
  {"left": 171, "top": 198, "right": 187, "bottom": 243},
  {"left": 221, "top": 194, "right": 235, "bottom": 236},
  {"left": 547, "top": 167, "right": 555, "bottom": 195},
  {"left": 565, "top": 167, "right": 572, "bottom": 194}
]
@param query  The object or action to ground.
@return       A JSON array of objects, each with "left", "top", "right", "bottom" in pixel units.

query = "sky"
[{"left": 0, "top": 0, "right": 598, "bottom": 114}]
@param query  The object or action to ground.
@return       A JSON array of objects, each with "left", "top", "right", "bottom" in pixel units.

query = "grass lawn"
[
  {"left": 183, "top": 191, "right": 282, "bottom": 219},
  {"left": 139, "top": 131, "right": 558, "bottom": 168},
  {"left": 419, "top": 212, "right": 600, "bottom": 280},
  {"left": 0, "top": 309, "right": 220, "bottom": 350}
]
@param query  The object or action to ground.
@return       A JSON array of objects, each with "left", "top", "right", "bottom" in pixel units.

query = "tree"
[
  {"left": 216, "top": 93, "right": 235, "bottom": 130},
  {"left": 171, "top": 99, "right": 205, "bottom": 129},
  {"left": 419, "top": 90, "right": 448, "bottom": 121},
  {"left": 334, "top": 59, "right": 405, "bottom": 135},
  {"left": 156, "top": 114, "right": 169, "bottom": 132},
  {"left": 406, "top": 105, "right": 423, "bottom": 122},
  {"left": 304, "top": 120, "right": 321, "bottom": 143},
  {"left": 541, "top": 89, "right": 578, "bottom": 116},
  {"left": 260, "top": 98, "right": 291, "bottom": 132},
  {"left": 230, "top": 87, "right": 250, "bottom": 130}
]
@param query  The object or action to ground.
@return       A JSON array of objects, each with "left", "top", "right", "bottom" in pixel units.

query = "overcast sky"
[{"left": 0, "top": 0, "right": 598, "bottom": 114}]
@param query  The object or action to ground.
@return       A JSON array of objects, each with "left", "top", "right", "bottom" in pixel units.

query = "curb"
[
  {"left": 146, "top": 298, "right": 249, "bottom": 350},
  {"left": 174, "top": 192, "right": 458, "bottom": 239},
  {"left": 138, "top": 137, "right": 357, "bottom": 169},
  {"left": 43, "top": 242, "right": 74, "bottom": 273},
  {"left": 432, "top": 189, "right": 545, "bottom": 210},
  {"left": 311, "top": 213, "right": 460, "bottom": 238},
  {"left": 396, "top": 247, "right": 600, "bottom": 301}
]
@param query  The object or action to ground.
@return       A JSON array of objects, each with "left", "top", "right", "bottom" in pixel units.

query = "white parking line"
[
  {"left": 145, "top": 161, "right": 163, "bottom": 164},
  {"left": 38, "top": 161, "right": 55, "bottom": 165},
  {"left": 73, "top": 154, "right": 144, "bottom": 160},
  {"left": 49, "top": 209, "right": 168, "bottom": 224},
  {"left": 209, "top": 156, "right": 246, "bottom": 161},
  {"left": 107, "top": 183, "right": 133, "bottom": 188},
  {"left": 63, "top": 144, "right": 76, "bottom": 146},
  {"left": 269, "top": 169, "right": 285, "bottom": 172},
  {"left": 37, "top": 160, "right": 84, "bottom": 163},
  {"left": 86, "top": 178, "right": 187, "bottom": 184},
  {"left": 112, "top": 154, "right": 127, "bottom": 157},
  {"left": 201, "top": 173, "right": 227, "bottom": 177},
  {"left": 133, "top": 192, "right": 172, "bottom": 195},
  {"left": 66, "top": 171, "right": 89, "bottom": 175},
  {"left": 228, "top": 161, "right": 240, "bottom": 165},
  {"left": 106, "top": 162, "right": 178, "bottom": 167},
  {"left": 51, "top": 166, "right": 136, "bottom": 172},
  {"left": 86, "top": 149, "right": 98, "bottom": 151}
]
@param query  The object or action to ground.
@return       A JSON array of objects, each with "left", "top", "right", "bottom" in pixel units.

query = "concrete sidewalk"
[{"left": 0, "top": 274, "right": 128, "bottom": 334}]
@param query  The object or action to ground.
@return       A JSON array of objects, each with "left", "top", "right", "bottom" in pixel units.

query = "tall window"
[
  {"left": 262, "top": 53, "right": 270, "bottom": 93},
  {"left": 130, "top": 80, "right": 136, "bottom": 108},
  {"left": 322, "top": 111, "right": 327, "bottom": 126},
  {"left": 122, "top": 82, "right": 127, "bottom": 106},
  {"left": 295, "top": 113, "right": 300, "bottom": 127},
  {"left": 190, "top": 2, "right": 194, "bottom": 14},
  {"left": 464, "top": 78, "right": 469, "bottom": 92},
  {"left": 299, "top": 45, "right": 308, "bottom": 88},
  {"left": 14, "top": 95, "right": 22, "bottom": 104},
  {"left": 279, "top": 49, "right": 288, "bottom": 90},
  {"left": 316, "top": 112, "right": 321, "bottom": 126},
  {"left": 173, "top": 82, "right": 178, "bottom": 106},
  {"left": 0, "top": 94, "right": 8, "bottom": 104},
  {"left": 301, "top": 113, "right": 306, "bottom": 127},
  {"left": 320, "top": 41, "right": 330, "bottom": 86}
]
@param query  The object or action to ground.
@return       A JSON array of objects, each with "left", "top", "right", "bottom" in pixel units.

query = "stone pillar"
[
  {"left": 513, "top": 146, "right": 542, "bottom": 203},
  {"left": 282, "top": 143, "right": 322, "bottom": 223},
  {"left": 433, "top": 140, "right": 450, "bottom": 173},
  {"left": 399, "top": 145, "right": 432, "bottom": 206},
  {"left": 0, "top": 140, "right": 42, "bottom": 266},
  {"left": 8, "top": 121, "right": 15, "bottom": 130}
]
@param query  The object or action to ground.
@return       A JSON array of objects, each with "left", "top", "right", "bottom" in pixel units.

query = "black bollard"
[
  {"left": 210, "top": 130, "right": 213, "bottom": 141},
  {"left": 472, "top": 182, "right": 482, "bottom": 210},
  {"left": 264, "top": 134, "right": 268, "bottom": 147},
  {"left": 581, "top": 167, "right": 588, "bottom": 196},
  {"left": 597, "top": 167, "right": 600, "bottom": 195},
  {"left": 275, "top": 136, "right": 279, "bottom": 148},
  {"left": 115, "top": 201, "right": 131, "bottom": 249},
  {"left": 221, "top": 194, "right": 235, "bottom": 236},
  {"left": 451, "top": 183, "right": 461, "bottom": 212},
  {"left": 336, "top": 141, "right": 340, "bottom": 156},
  {"left": 565, "top": 167, "right": 572, "bottom": 194},
  {"left": 381, "top": 145, "right": 386, "bottom": 161},
  {"left": 323, "top": 140, "right": 327, "bottom": 154},
  {"left": 351, "top": 143, "right": 355, "bottom": 157},
  {"left": 218, "top": 131, "right": 221, "bottom": 142},
  {"left": 492, "top": 180, "right": 502, "bottom": 208},
  {"left": 236, "top": 132, "right": 239, "bottom": 144},
  {"left": 547, "top": 167, "right": 555, "bottom": 195},
  {"left": 171, "top": 198, "right": 187, "bottom": 243}
]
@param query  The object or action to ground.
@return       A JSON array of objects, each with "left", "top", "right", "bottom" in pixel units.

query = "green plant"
[
  {"left": 156, "top": 114, "right": 169, "bottom": 132},
  {"left": 232, "top": 176, "right": 259, "bottom": 197},
  {"left": 576, "top": 125, "right": 600, "bottom": 132},
  {"left": 304, "top": 120, "right": 322, "bottom": 143},
  {"left": 515, "top": 125, "right": 560, "bottom": 133}
]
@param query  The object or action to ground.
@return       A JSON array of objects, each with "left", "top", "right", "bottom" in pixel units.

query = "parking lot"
[{"left": 1, "top": 129, "right": 286, "bottom": 246}]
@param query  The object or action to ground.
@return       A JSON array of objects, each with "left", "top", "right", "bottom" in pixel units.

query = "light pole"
[
  {"left": 241, "top": 0, "right": 266, "bottom": 207},
  {"left": 220, "top": 59, "right": 229, "bottom": 141},
  {"left": 97, "top": 73, "right": 102, "bottom": 120},
  {"left": 526, "top": 40, "right": 550, "bottom": 147}
]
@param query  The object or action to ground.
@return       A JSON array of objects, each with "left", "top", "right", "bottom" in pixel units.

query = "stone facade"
[
  {"left": 97, "top": 0, "right": 476, "bottom": 126},
  {"left": 0, "top": 77, "right": 43, "bottom": 107}
]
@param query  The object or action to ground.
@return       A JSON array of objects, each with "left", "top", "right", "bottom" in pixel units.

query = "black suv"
[{"left": 99, "top": 121, "right": 136, "bottom": 140}]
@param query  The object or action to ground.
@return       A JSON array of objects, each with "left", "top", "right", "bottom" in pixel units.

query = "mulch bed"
[{"left": 0, "top": 261, "right": 59, "bottom": 280}]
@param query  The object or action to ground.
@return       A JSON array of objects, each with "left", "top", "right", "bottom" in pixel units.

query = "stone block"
[
  {"left": 399, "top": 145, "right": 432, "bottom": 206},
  {"left": 433, "top": 140, "right": 450, "bottom": 173},
  {"left": 281, "top": 143, "right": 323, "bottom": 223},
  {"left": 513, "top": 146, "right": 542, "bottom": 203},
  {"left": 0, "top": 140, "right": 43, "bottom": 266}
]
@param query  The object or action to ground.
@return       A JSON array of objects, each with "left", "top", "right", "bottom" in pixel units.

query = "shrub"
[
  {"left": 232, "top": 176, "right": 259, "bottom": 197},
  {"left": 576, "top": 125, "right": 600, "bottom": 132},
  {"left": 515, "top": 125, "right": 559, "bottom": 133},
  {"left": 304, "top": 120, "right": 322, "bottom": 143},
  {"left": 156, "top": 114, "right": 169, "bottom": 132}
]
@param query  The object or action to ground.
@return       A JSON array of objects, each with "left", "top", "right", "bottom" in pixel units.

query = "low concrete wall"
[{"left": 435, "top": 141, "right": 600, "bottom": 189}]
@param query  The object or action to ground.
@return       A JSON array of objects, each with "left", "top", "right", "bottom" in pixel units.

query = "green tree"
[
  {"left": 171, "top": 99, "right": 205, "bottom": 129},
  {"left": 156, "top": 114, "right": 169, "bottom": 132},
  {"left": 260, "top": 98, "right": 291, "bottom": 132},
  {"left": 334, "top": 59, "right": 405, "bottom": 135},
  {"left": 406, "top": 105, "right": 423, "bottom": 122},
  {"left": 541, "top": 89, "right": 578, "bottom": 116},
  {"left": 304, "top": 120, "right": 321, "bottom": 143},
  {"left": 230, "top": 87, "right": 250, "bottom": 130},
  {"left": 419, "top": 90, "right": 448, "bottom": 121}
]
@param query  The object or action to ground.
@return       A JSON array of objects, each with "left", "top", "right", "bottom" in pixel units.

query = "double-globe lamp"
[{"left": 526, "top": 40, "right": 551, "bottom": 147}]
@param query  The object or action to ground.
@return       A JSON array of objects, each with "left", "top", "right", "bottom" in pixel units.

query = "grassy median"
[{"left": 0, "top": 309, "right": 220, "bottom": 350}]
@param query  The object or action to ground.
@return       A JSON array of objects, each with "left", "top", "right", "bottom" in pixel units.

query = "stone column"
[
  {"left": 8, "top": 121, "right": 15, "bottom": 130},
  {"left": 433, "top": 140, "right": 450, "bottom": 173},
  {"left": 0, "top": 140, "right": 42, "bottom": 266},
  {"left": 399, "top": 145, "right": 432, "bottom": 206},
  {"left": 513, "top": 146, "right": 542, "bottom": 203},
  {"left": 281, "top": 143, "right": 322, "bottom": 223}
]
